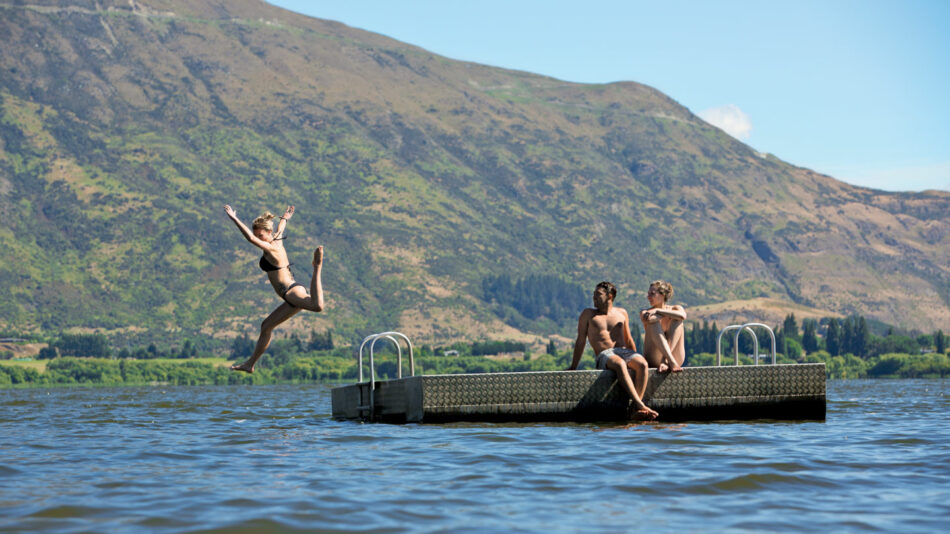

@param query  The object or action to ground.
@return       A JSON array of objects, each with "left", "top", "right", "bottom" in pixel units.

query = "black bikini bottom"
[{"left": 281, "top": 282, "right": 305, "bottom": 307}]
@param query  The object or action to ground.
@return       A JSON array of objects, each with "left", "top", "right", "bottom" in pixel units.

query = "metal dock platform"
[
  {"left": 332, "top": 364, "right": 826, "bottom": 423},
  {"left": 331, "top": 326, "right": 826, "bottom": 424}
]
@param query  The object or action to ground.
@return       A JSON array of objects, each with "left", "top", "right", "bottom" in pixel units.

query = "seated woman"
[
  {"left": 224, "top": 204, "right": 324, "bottom": 373},
  {"left": 639, "top": 280, "right": 686, "bottom": 373}
]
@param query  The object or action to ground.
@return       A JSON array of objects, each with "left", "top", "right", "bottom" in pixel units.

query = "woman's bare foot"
[
  {"left": 313, "top": 246, "right": 323, "bottom": 267},
  {"left": 230, "top": 363, "right": 254, "bottom": 374},
  {"left": 630, "top": 405, "right": 659, "bottom": 421},
  {"left": 658, "top": 362, "right": 683, "bottom": 373}
]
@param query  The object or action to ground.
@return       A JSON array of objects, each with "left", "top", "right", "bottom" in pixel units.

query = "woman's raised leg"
[{"left": 284, "top": 246, "right": 324, "bottom": 312}]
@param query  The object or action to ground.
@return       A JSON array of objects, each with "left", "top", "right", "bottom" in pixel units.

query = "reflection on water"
[{"left": 0, "top": 380, "right": 947, "bottom": 532}]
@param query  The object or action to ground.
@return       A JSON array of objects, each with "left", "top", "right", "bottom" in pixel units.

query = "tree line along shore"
[{"left": 1, "top": 315, "right": 947, "bottom": 387}]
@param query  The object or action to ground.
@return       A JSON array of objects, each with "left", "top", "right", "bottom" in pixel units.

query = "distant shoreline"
[{"left": 2, "top": 351, "right": 947, "bottom": 388}]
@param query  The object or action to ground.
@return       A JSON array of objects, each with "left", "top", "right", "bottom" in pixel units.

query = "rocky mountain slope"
[{"left": 0, "top": 0, "right": 947, "bottom": 342}]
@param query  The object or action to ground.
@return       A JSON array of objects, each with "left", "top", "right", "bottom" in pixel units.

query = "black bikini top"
[
  {"left": 258, "top": 235, "right": 290, "bottom": 272},
  {"left": 259, "top": 256, "right": 291, "bottom": 272}
]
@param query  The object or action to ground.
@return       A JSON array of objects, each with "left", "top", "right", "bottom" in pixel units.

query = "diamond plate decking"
[{"left": 331, "top": 363, "right": 826, "bottom": 423}]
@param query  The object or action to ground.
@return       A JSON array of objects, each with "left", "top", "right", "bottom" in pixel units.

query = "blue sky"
[{"left": 270, "top": 1, "right": 949, "bottom": 192}]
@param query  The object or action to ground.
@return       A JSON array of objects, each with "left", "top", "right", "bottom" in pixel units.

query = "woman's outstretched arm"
[
  {"left": 274, "top": 205, "right": 294, "bottom": 239},
  {"left": 224, "top": 204, "right": 270, "bottom": 250}
]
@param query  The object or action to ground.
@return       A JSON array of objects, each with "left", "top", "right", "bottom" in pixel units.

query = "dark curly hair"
[{"left": 595, "top": 281, "right": 617, "bottom": 300}]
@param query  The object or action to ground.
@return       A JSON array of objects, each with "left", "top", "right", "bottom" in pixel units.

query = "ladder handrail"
[
  {"left": 732, "top": 325, "right": 758, "bottom": 366},
  {"left": 357, "top": 331, "right": 415, "bottom": 382},
  {"left": 358, "top": 334, "right": 396, "bottom": 381},
  {"left": 742, "top": 323, "right": 777, "bottom": 365},
  {"left": 371, "top": 335, "right": 403, "bottom": 378},
  {"left": 356, "top": 331, "right": 415, "bottom": 420},
  {"left": 716, "top": 325, "right": 741, "bottom": 365},
  {"left": 717, "top": 324, "right": 752, "bottom": 366},
  {"left": 716, "top": 323, "right": 777, "bottom": 365}
]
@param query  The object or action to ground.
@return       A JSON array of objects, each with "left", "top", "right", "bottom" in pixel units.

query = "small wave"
[
  {"left": 30, "top": 504, "right": 108, "bottom": 519},
  {"left": 464, "top": 432, "right": 521, "bottom": 443},
  {"left": 134, "top": 451, "right": 198, "bottom": 461},
  {"left": 693, "top": 472, "right": 844, "bottom": 494},
  {"left": 731, "top": 461, "right": 811, "bottom": 472},
  {"left": 193, "top": 518, "right": 315, "bottom": 534},
  {"left": 0, "top": 464, "right": 22, "bottom": 477},
  {"left": 865, "top": 437, "right": 933, "bottom": 446}
]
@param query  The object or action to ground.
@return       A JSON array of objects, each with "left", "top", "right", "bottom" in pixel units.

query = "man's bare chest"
[{"left": 589, "top": 313, "right": 623, "bottom": 333}]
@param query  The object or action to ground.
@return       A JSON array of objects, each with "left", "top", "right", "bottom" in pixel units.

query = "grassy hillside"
[{"left": 0, "top": 0, "right": 947, "bottom": 345}]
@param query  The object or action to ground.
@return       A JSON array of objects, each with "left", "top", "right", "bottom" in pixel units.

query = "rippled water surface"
[{"left": 1, "top": 380, "right": 947, "bottom": 532}]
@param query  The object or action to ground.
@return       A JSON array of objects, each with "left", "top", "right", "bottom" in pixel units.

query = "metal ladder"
[
  {"left": 716, "top": 323, "right": 776, "bottom": 365},
  {"left": 356, "top": 331, "right": 415, "bottom": 419}
]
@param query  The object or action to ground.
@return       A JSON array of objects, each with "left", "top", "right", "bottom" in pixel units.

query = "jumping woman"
[{"left": 224, "top": 204, "right": 324, "bottom": 373}]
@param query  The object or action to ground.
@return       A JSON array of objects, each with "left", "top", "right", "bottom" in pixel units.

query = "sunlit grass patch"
[{"left": 0, "top": 359, "right": 47, "bottom": 372}]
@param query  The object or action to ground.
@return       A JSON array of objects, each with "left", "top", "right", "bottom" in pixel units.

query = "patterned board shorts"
[{"left": 595, "top": 347, "right": 641, "bottom": 369}]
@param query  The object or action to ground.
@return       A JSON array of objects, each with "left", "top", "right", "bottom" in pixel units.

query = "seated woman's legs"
[{"left": 641, "top": 318, "right": 683, "bottom": 372}]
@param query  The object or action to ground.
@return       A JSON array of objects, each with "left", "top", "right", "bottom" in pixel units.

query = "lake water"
[{"left": 1, "top": 380, "right": 947, "bottom": 533}]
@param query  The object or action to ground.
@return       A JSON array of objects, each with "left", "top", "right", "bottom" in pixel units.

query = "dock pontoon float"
[{"left": 331, "top": 325, "right": 826, "bottom": 423}]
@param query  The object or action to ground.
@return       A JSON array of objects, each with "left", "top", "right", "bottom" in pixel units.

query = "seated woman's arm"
[{"left": 651, "top": 305, "right": 687, "bottom": 321}]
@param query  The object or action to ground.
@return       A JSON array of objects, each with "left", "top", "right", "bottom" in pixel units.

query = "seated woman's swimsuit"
[{"left": 259, "top": 255, "right": 304, "bottom": 307}]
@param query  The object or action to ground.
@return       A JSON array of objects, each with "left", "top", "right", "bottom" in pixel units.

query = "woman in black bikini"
[{"left": 224, "top": 204, "right": 324, "bottom": 373}]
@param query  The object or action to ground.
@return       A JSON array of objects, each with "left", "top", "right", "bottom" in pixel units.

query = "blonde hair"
[
  {"left": 252, "top": 212, "right": 276, "bottom": 233},
  {"left": 650, "top": 280, "right": 674, "bottom": 302}
]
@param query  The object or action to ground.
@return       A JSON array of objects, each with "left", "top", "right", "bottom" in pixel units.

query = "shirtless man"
[
  {"left": 640, "top": 280, "right": 686, "bottom": 373},
  {"left": 569, "top": 281, "right": 658, "bottom": 420}
]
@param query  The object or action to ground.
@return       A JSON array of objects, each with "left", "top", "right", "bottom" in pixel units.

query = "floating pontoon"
[{"left": 331, "top": 325, "right": 826, "bottom": 423}]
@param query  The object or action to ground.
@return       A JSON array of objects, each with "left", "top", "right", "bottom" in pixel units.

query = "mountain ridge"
[{"left": 0, "top": 0, "right": 947, "bottom": 343}]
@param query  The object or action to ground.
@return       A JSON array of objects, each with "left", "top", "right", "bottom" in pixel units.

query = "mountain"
[{"left": 0, "top": 0, "right": 947, "bottom": 344}]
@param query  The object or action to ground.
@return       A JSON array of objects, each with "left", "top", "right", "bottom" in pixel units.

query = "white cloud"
[{"left": 698, "top": 104, "right": 753, "bottom": 141}]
